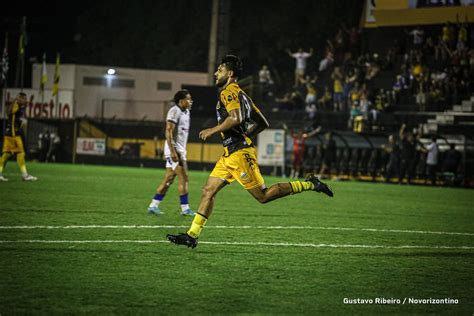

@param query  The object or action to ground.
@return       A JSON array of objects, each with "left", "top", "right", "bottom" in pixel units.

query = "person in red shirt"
[{"left": 286, "top": 125, "right": 321, "bottom": 178}]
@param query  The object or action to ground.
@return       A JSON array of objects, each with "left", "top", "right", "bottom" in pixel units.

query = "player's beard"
[{"left": 215, "top": 76, "right": 227, "bottom": 88}]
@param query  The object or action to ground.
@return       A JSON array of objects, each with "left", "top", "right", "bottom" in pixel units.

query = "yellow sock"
[
  {"left": 0, "top": 152, "right": 11, "bottom": 174},
  {"left": 289, "top": 180, "right": 314, "bottom": 194},
  {"left": 187, "top": 213, "right": 208, "bottom": 238},
  {"left": 16, "top": 152, "right": 27, "bottom": 176}
]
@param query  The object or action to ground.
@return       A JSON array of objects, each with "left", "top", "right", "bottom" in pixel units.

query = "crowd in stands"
[
  {"left": 394, "top": 21, "right": 472, "bottom": 112},
  {"left": 256, "top": 20, "right": 471, "bottom": 186},
  {"left": 257, "top": 20, "right": 473, "bottom": 133}
]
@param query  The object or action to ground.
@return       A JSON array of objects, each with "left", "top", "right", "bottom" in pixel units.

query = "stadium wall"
[{"left": 31, "top": 63, "right": 209, "bottom": 120}]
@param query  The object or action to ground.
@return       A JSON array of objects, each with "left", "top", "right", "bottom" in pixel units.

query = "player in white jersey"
[{"left": 148, "top": 90, "right": 195, "bottom": 216}]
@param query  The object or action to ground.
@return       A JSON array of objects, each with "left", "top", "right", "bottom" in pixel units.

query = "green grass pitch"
[{"left": 0, "top": 162, "right": 473, "bottom": 314}]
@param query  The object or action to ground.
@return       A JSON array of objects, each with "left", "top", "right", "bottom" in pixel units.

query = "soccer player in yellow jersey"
[
  {"left": 0, "top": 93, "right": 37, "bottom": 182},
  {"left": 167, "top": 55, "right": 333, "bottom": 248}
]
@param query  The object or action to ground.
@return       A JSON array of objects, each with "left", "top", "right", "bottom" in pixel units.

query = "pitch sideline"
[
  {"left": 0, "top": 239, "right": 473, "bottom": 250},
  {"left": 0, "top": 225, "right": 472, "bottom": 236}
]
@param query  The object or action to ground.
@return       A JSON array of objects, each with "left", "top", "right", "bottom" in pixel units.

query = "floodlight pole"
[
  {"left": 207, "top": 0, "right": 219, "bottom": 85},
  {"left": 207, "top": 0, "right": 230, "bottom": 85}
]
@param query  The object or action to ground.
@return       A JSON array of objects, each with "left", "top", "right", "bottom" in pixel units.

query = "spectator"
[
  {"left": 304, "top": 81, "right": 317, "bottom": 105},
  {"left": 409, "top": 26, "right": 424, "bottom": 49},
  {"left": 38, "top": 128, "right": 50, "bottom": 162},
  {"left": 287, "top": 48, "right": 314, "bottom": 87},
  {"left": 348, "top": 103, "right": 362, "bottom": 131},
  {"left": 398, "top": 124, "right": 417, "bottom": 184},
  {"left": 319, "top": 42, "right": 334, "bottom": 72},
  {"left": 365, "top": 59, "right": 380, "bottom": 84},
  {"left": 422, "top": 136, "right": 439, "bottom": 185},
  {"left": 284, "top": 125, "right": 321, "bottom": 178},
  {"left": 343, "top": 73, "right": 354, "bottom": 110},
  {"left": 359, "top": 90, "right": 371, "bottom": 120},
  {"left": 47, "top": 132, "right": 61, "bottom": 162},
  {"left": 331, "top": 67, "right": 344, "bottom": 111},
  {"left": 441, "top": 22, "right": 455, "bottom": 49},
  {"left": 304, "top": 82, "right": 317, "bottom": 119},
  {"left": 349, "top": 82, "right": 361, "bottom": 107},
  {"left": 393, "top": 75, "right": 407, "bottom": 104},
  {"left": 374, "top": 88, "right": 388, "bottom": 112},
  {"left": 258, "top": 65, "right": 274, "bottom": 101},
  {"left": 318, "top": 86, "right": 333, "bottom": 110},
  {"left": 305, "top": 103, "right": 317, "bottom": 120},
  {"left": 442, "top": 143, "right": 461, "bottom": 177},
  {"left": 411, "top": 61, "right": 423, "bottom": 78},
  {"left": 319, "top": 131, "right": 336, "bottom": 179},
  {"left": 119, "top": 143, "right": 132, "bottom": 158},
  {"left": 382, "top": 134, "right": 401, "bottom": 183},
  {"left": 435, "top": 35, "right": 449, "bottom": 64},
  {"left": 274, "top": 92, "right": 294, "bottom": 111},
  {"left": 414, "top": 75, "right": 428, "bottom": 111}
]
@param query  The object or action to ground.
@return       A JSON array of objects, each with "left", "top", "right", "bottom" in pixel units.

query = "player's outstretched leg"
[
  {"left": 305, "top": 173, "right": 334, "bottom": 197},
  {"left": 248, "top": 174, "right": 333, "bottom": 203}
]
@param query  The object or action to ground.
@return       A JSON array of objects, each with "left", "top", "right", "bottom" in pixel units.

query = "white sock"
[
  {"left": 149, "top": 199, "right": 160, "bottom": 208},
  {"left": 180, "top": 204, "right": 190, "bottom": 211}
]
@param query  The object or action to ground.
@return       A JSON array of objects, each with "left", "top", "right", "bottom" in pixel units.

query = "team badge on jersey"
[{"left": 240, "top": 172, "right": 250, "bottom": 182}]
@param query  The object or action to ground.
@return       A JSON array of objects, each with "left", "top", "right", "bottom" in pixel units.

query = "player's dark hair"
[
  {"left": 222, "top": 55, "right": 243, "bottom": 78},
  {"left": 174, "top": 89, "right": 190, "bottom": 105},
  {"left": 18, "top": 92, "right": 27, "bottom": 97}
]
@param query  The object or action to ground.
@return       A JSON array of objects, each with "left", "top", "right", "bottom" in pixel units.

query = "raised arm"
[
  {"left": 399, "top": 123, "right": 406, "bottom": 139},
  {"left": 303, "top": 125, "right": 321, "bottom": 139}
]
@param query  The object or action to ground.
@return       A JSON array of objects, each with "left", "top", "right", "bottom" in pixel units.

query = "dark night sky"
[
  {"left": 1, "top": 1, "right": 95, "bottom": 61},
  {"left": 1, "top": 1, "right": 363, "bottom": 87}
]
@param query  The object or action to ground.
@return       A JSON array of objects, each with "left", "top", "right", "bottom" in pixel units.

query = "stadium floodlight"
[{"left": 107, "top": 68, "right": 116, "bottom": 75}]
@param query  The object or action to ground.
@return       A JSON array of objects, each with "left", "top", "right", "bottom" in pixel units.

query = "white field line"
[
  {"left": 0, "top": 239, "right": 473, "bottom": 250},
  {"left": 0, "top": 225, "right": 472, "bottom": 236}
]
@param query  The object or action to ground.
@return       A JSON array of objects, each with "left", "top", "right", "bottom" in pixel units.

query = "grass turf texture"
[{"left": 0, "top": 162, "right": 473, "bottom": 314}]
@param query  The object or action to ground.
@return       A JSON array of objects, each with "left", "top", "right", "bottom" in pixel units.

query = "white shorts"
[{"left": 165, "top": 152, "right": 187, "bottom": 170}]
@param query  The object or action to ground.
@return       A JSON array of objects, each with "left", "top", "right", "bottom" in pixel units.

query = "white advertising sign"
[
  {"left": 257, "top": 129, "right": 285, "bottom": 166},
  {"left": 366, "top": 0, "right": 376, "bottom": 23},
  {"left": 3, "top": 88, "right": 74, "bottom": 119},
  {"left": 76, "top": 138, "right": 106, "bottom": 156}
]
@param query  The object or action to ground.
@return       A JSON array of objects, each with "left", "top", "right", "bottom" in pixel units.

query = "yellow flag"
[
  {"left": 39, "top": 53, "right": 47, "bottom": 96},
  {"left": 18, "top": 17, "right": 27, "bottom": 56},
  {"left": 52, "top": 53, "right": 60, "bottom": 96}
]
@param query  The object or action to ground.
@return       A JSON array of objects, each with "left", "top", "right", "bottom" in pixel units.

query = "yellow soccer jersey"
[
  {"left": 216, "top": 82, "right": 262, "bottom": 156},
  {"left": 6, "top": 101, "right": 25, "bottom": 137}
]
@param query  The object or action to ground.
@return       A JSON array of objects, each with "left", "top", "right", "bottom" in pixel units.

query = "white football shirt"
[{"left": 164, "top": 104, "right": 190, "bottom": 159}]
